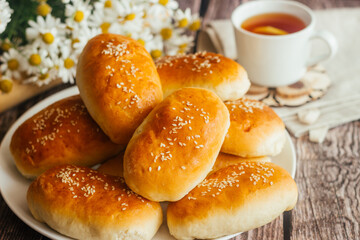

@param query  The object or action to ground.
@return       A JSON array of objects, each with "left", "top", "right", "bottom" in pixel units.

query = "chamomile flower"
[
  {"left": 26, "top": 15, "right": 66, "bottom": 56},
  {"left": 70, "top": 27, "right": 101, "bottom": 56},
  {"left": 130, "top": 28, "right": 154, "bottom": 51},
  {"left": 108, "top": 0, "right": 144, "bottom": 35},
  {"left": 65, "top": 0, "right": 92, "bottom": 28},
  {"left": 23, "top": 47, "right": 52, "bottom": 75},
  {"left": 0, "top": 48, "right": 26, "bottom": 80},
  {"left": 56, "top": 46, "right": 78, "bottom": 84},
  {"left": 96, "top": 0, "right": 115, "bottom": 10},
  {"left": 165, "top": 33, "right": 194, "bottom": 55},
  {"left": 146, "top": 35, "right": 164, "bottom": 59},
  {"left": 150, "top": 0, "right": 179, "bottom": 12},
  {"left": 188, "top": 13, "right": 201, "bottom": 31},
  {"left": 0, "top": 38, "right": 12, "bottom": 52},
  {"left": 25, "top": 68, "right": 58, "bottom": 87},
  {"left": 89, "top": 2, "right": 116, "bottom": 33},
  {"left": 37, "top": 2, "right": 52, "bottom": 17},
  {"left": 146, "top": 3, "right": 172, "bottom": 32},
  {"left": 174, "top": 8, "right": 192, "bottom": 28},
  {"left": 0, "top": 0, "right": 13, "bottom": 34}
]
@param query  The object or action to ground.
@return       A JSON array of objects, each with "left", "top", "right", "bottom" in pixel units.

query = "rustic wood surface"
[{"left": 1, "top": 0, "right": 360, "bottom": 239}]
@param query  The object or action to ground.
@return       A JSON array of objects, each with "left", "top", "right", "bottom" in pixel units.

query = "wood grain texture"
[
  {"left": 202, "top": 0, "right": 360, "bottom": 24},
  {"left": 1, "top": 0, "right": 360, "bottom": 239},
  {"left": 0, "top": 194, "right": 45, "bottom": 240},
  {"left": 290, "top": 121, "right": 360, "bottom": 240}
]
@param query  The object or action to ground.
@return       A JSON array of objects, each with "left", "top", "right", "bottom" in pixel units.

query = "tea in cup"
[{"left": 231, "top": 0, "right": 337, "bottom": 87}]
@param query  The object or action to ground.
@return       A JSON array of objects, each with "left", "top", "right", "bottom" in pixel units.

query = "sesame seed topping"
[
  {"left": 226, "top": 98, "right": 265, "bottom": 114},
  {"left": 101, "top": 41, "right": 129, "bottom": 61},
  {"left": 193, "top": 162, "right": 275, "bottom": 199},
  {"left": 155, "top": 52, "right": 221, "bottom": 76}
]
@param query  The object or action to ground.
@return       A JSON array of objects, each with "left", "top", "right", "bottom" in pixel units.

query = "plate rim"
[{"left": 0, "top": 86, "right": 296, "bottom": 240}]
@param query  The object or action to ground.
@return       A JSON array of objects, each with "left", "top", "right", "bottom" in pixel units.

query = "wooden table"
[{"left": 1, "top": 1, "right": 359, "bottom": 239}]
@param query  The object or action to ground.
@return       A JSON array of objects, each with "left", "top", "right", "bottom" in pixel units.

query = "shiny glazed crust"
[
  {"left": 76, "top": 33, "right": 163, "bottom": 144},
  {"left": 221, "top": 98, "right": 286, "bottom": 157},
  {"left": 209, "top": 152, "right": 270, "bottom": 175},
  {"left": 27, "top": 165, "right": 163, "bottom": 240},
  {"left": 123, "top": 87, "right": 230, "bottom": 202},
  {"left": 167, "top": 162, "right": 298, "bottom": 240},
  {"left": 156, "top": 52, "right": 250, "bottom": 101},
  {"left": 10, "top": 95, "right": 123, "bottom": 178}
]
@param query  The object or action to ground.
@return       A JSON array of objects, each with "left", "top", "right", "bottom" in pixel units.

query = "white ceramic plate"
[{"left": 0, "top": 86, "right": 296, "bottom": 240}]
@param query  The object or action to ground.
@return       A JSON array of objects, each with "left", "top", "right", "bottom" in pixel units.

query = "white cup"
[{"left": 231, "top": 0, "right": 338, "bottom": 87}]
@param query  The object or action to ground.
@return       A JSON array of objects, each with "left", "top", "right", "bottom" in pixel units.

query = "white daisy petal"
[{"left": 0, "top": 0, "right": 13, "bottom": 34}]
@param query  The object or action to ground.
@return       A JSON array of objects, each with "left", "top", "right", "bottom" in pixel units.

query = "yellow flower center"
[
  {"left": 7, "top": 59, "right": 19, "bottom": 71},
  {"left": 151, "top": 49, "right": 162, "bottom": 59},
  {"left": 100, "top": 22, "right": 111, "bottom": 33},
  {"left": 42, "top": 32, "right": 54, "bottom": 44},
  {"left": 72, "top": 38, "right": 80, "bottom": 46},
  {"left": 0, "top": 79, "right": 13, "bottom": 93},
  {"left": 189, "top": 19, "right": 201, "bottom": 31},
  {"left": 1, "top": 42, "right": 11, "bottom": 51},
  {"left": 159, "top": 0, "right": 168, "bottom": 6},
  {"left": 64, "top": 58, "right": 75, "bottom": 69},
  {"left": 160, "top": 28, "right": 172, "bottom": 40},
  {"left": 125, "top": 13, "right": 136, "bottom": 21},
  {"left": 39, "top": 73, "right": 49, "bottom": 81},
  {"left": 74, "top": 10, "right": 84, "bottom": 22},
  {"left": 37, "top": 2, "right": 52, "bottom": 16},
  {"left": 29, "top": 54, "right": 42, "bottom": 66},
  {"left": 178, "top": 18, "right": 188, "bottom": 28},
  {"left": 137, "top": 39, "right": 145, "bottom": 46},
  {"left": 104, "top": 0, "right": 112, "bottom": 8},
  {"left": 179, "top": 43, "right": 187, "bottom": 49},
  {"left": 126, "top": 33, "right": 132, "bottom": 38}
]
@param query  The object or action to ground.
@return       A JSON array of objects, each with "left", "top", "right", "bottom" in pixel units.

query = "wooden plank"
[
  {"left": 297, "top": 0, "right": 360, "bottom": 9},
  {"left": 235, "top": 215, "right": 284, "bottom": 240},
  {"left": 0, "top": 195, "right": 46, "bottom": 240},
  {"left": 178, "top": 0, "right": 202, "bottom": 13},
  {"left": 291, "top": 121, "right": 360, "bottom": 240},
  {"left": 201, "top": 0, "right": 360, "bottom": 25}
]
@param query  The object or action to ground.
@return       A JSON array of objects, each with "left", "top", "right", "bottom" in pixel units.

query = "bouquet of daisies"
[{"left": 0, "top": 0, "right": 200, "bottom": 93}]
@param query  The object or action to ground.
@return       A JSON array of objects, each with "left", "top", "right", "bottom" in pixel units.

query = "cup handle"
[{"left": 306, "top": 30, "right": 338, "bottom": 67}]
